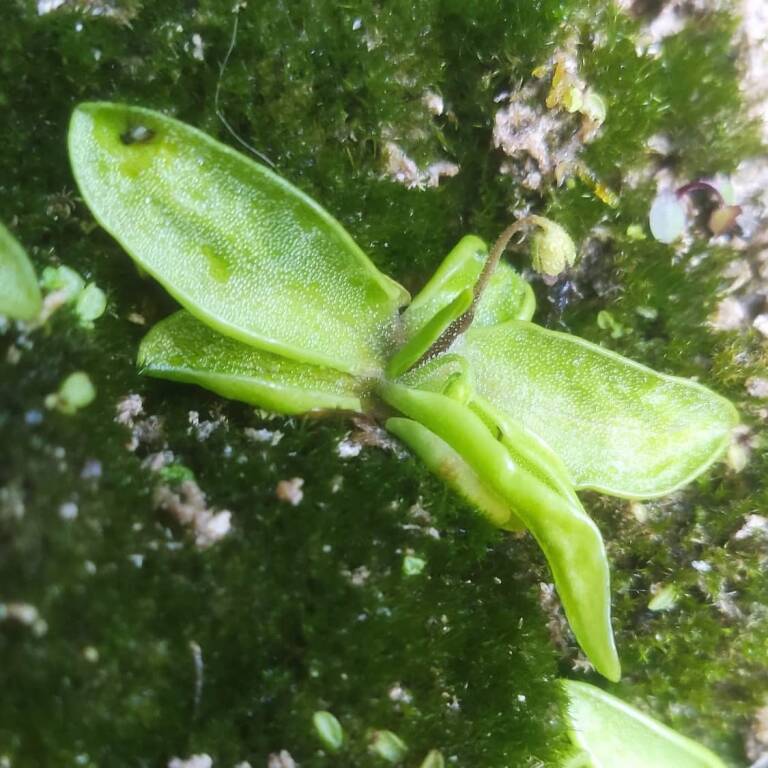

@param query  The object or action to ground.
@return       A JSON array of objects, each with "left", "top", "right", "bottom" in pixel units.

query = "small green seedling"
[
  {"left": 67, "top": 103, "right": 739, "bottom": 681},
  {"left": 312, "top": 710, "right": 344, "bottom": 752},
  {"left": 368, "top": 730, "right": 408, "bottom": 763}
]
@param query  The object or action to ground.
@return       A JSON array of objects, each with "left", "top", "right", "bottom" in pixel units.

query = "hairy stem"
[{"left": 415, "top": 216, "right": 535, "bottom": 365}]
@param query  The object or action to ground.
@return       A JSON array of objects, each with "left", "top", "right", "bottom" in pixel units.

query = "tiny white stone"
[
  {"left": 337, "top": 439, "right": 362, "bottom": 458},
  {"left": 649, "top": 191, "right": 686, "bottom": 243},
  {"left": 59, "top": 501, "right": 78, "bottom": 520},
  {"left": 168, "top": 755, "right": 213, "bottom": 768},
  {"left": 753, "top": 313, "right": 768, "bottom": 337}
]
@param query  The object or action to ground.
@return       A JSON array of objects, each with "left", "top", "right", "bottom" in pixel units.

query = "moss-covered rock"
[{"left": 1, "top": 1, "right": 766, "bottom": 766}]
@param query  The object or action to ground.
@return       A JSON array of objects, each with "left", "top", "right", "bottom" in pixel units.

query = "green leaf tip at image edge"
[
  {"left": 0, "top": 221, "right": 41, "bottom": 322},
  {"left": 562, "top": 680, "right": 727, "bottom": 768}
]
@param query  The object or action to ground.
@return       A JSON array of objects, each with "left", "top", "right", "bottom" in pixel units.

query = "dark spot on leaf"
[{"left": 120, "top": 125, "right": 155, "bottom": 146}]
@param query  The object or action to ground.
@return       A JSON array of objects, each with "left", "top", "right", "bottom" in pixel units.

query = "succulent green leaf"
[
  {"left": 563, "top": 680, "right": 727, "bottom": 768},
  {"left": 138, "top": 311, "right": 363, "bottom": 414},
  {"left": 386, "top": 416, "right": 523, "bottom": 531},
  {"left": 401, "top": 235, "right": 535, "bottom": 338},
  {"left": 460, "top": 321, "right": 738, "bottom": 498},
  {"left": 0, "top": 221, "right": 41, "bottom": 322},
  {"left": 68, "top": 102, "right": 409, "bottom": 376},
  {"left": 379, "top": 382, "right": 620, "bottom": 681},
  {"left": 469, "top": 396, "right": 580, "bottom": 509}
]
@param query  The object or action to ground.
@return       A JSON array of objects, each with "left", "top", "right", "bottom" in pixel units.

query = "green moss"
[{"left": 1, "top": 1, "right": 766, "bottom": 766}]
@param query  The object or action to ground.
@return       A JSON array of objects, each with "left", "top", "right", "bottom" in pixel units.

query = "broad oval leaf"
[
  {"left": 0, "top": 222, "right": 41, "bottom": 321},
  {"left": 139, "top": 311, "right": 363, "bottom": 414},
  {"left": 563, "top": 680, "right": 726, "bottom": 768},
  {"left": 459, "top": 321, "right": 738, "bottom": 498},
  {"left": 69, "top": 102, "right": 409, "bottom": 376}
]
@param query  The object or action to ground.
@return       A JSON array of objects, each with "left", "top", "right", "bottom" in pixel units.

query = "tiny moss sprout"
[
  {"left": 649, "top": 179, "right": 742, "bottom": 244},
  {"left": 368, "top": 730, "right": 408, "bottom": 763},
  {"left": 311, "top": 710, "right": 344, "bottom": 752},
  {"left": 45, "top": 371, "right": 96, "bottom": 414},
  {"left": 648, "top": 583, "right": 679, "bottom": 612},
  {"left": 418, "top": 750, "right": 445, "bottom": 768},
  {"left": 66, "top": 102, "right": 739, "bottom": 682},
  {"left": 75, "top": 283, "right": 107, "bottom": 327},
  {"left": 402, "top": 553, "right": 427, "bottom": 576}
]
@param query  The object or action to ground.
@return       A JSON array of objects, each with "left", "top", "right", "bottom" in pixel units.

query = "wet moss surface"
[{"left": 1, "top": 1, "right": 767, "bottom": 766}]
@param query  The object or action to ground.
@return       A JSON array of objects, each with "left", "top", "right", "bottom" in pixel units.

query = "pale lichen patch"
[
  {"left": 167, "top": 756, "right": 213, "bottom": 768},
  {"left": 153, "top": 479, "right": 232, "bottom": 549},
  {"left": 382, "top": 141, "right": 459, "bottom": 190},
  {"left": 267, "top": 751, "right": 296, "bottom": 768},
  {"left": 276, "top": 477, "right": 304, "bottom": 506}
]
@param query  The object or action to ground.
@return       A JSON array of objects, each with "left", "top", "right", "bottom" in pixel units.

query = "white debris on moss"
[
  {"left": 276, "top": 477, "right": 304, "bottom": 506},
  {"left": 37, "top": 0, "right": 66, "bottom": 13},
  {"left": 421, "top": 90, "right": 444, "bottom": 116},
  {"left": 37, "top": 0, "right": 139, "bottom": 23},
  {"left": 739, "top": 0, "right": 768, "bottom": 144},
  {"left": 188, "top": 410, "right": 227, "bottom": 441},
  {"left": 190, "top": 33, "right": 205, "bottom": 61},
  {"left": 115, "top": 394, "right": 166, "bottom": 452},
  {"left": 538, "top": 582, "right": 571, "bottom": 658},
  {"left": 619, "top": 0, "right": 732, "bottom": 57},
  {"left": 244, "top": 427, "right": 284, "bottom": 446},
  {"left": 728, "top": 425, "right": 756, "bottom": 473},
  {"left": 153, "top": 479, "right": 232, "bottom": 549},
  {"left": 0, "top": 602, "right": 48, "bottom": 636},
  {"left": 493, "top": 95, "right": 564, "bottom": 189},
  {"left": 382, "top": 142, "right": 459, "bottom": 190},
  {"left": 710, "top": 296, "right": 748, "bottom": 331},
  {"left": 746, "top": 377, "right": 768, "bottom": 398},
  {"left": 168, "top": 755, "right": 213, "bottom": 768},
  {"left": 753, "top": 313, "right": 768, "bottom": 337},
  {"left": 388, "top": 683, "right": 413, "bottom": 704},
  {"left": 267, "top": 751, "right": 296, "bottom": 768},
  {"left": 343, "top": 565, "right": 371, "bottom": 587},
  {"left": 746, "top": 703, "right": 768, "bottom": 764},
  {"left": 115, "top": 393, "right": 143, "bottom": 426},
  {"left": 337, "top": 437, "right": 363, "bottom": 459},
  {"left": 347, "top": 416, "right": 406, "bottom": 456},
  {"left": 58, "top": 501, "right": 78, "bottom": 520},
  {"left": 492, "top": 48, "right": 605, "bottom": 190},
  {"left": 734, "top": 514, "right": 768, "bottom": 541}
]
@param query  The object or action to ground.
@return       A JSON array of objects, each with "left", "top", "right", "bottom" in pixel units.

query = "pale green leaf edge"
[{"left": 562, "top": 680, "right": 727, "bottom": 768}]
